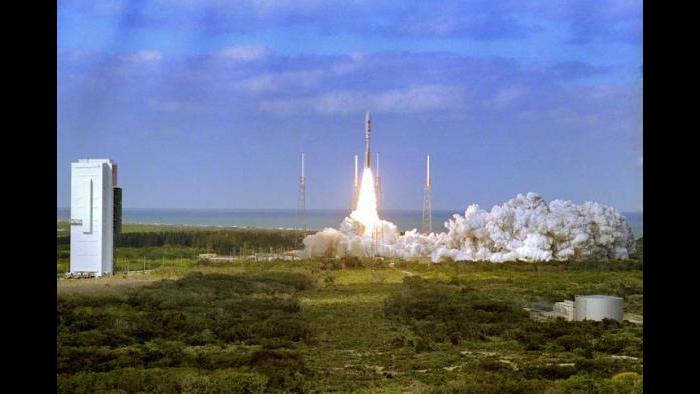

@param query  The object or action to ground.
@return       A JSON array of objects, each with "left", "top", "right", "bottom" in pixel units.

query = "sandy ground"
[
  {"left": 57, "top": 275, "right": 159, "bottom": 296},
  {"left": 527, "top": 308, "right": 643, "bottom": 325},
  {"left": 623, "top": 313, "right": 643, "bottom": 325}
]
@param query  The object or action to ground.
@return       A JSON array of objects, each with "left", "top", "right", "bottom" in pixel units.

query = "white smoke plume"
[{"left": 303, "top": 193, "right": 635, "bottom": 263}]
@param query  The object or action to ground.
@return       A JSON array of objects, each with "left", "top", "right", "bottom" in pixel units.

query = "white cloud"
[
  {"left": 552, "top": 108, "right": 599, "bottom": 126},
  {"left": 147, "top": 98, "right": 211, "bottom": 113},
  {"left": 216, "top": 45, "right": 268, "bottom": 62},
  {"left": 240, "top": 70, "right": 324, "bottom": 93},
  {"left": 487, "top": 86, "right": 526, "bottom": 109},
  {"left": 398, "top": 16, "right": 460, "bottom": 36},
  {"left": 331, "top": 52, "right": 365, "bottom": 75},
  {"left": 121, "top": 50, "right": 163, "bottom": 64},
  {"left": 259, "top": 85, "right": 462, "bottom": 115}
]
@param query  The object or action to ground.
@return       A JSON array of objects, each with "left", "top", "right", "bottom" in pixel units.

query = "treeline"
[{"left": 57, "top": 228, "right": 312, "bottom": 254}]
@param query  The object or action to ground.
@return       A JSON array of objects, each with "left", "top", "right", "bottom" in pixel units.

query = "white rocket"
[{"left": 364, "top": 111, "right": 372, "bottom": 169}]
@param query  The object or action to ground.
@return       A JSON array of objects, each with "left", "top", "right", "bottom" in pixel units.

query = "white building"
[
  {"left": 553, "top": 300, "right": 575, "bottom": 321},
  {"left": 70, "top": 159, "right": 115, "bottom": 277},
  {"left": 551, "top": 296, "right": 624, "bottom": 322}
]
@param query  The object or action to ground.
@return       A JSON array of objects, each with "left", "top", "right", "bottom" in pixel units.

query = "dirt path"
[
  {"left": 623, "top": 313, "right": 643, "bottom": 325},
  {"left": 57, "top": 276, "right": 157, "bottom": 296}
]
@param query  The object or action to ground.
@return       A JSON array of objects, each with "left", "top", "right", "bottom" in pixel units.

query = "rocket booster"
[{"left": 364, "top": 111, "right": 372, "bottom": 168}]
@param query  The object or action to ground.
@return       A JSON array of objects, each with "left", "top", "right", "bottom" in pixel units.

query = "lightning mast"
[
  {"left": 421, "top": 154, "right": 432, "bottom": 234},
  {"left": 375, "top": 151, "right": 384, "bottom": 251},
  {"left": 298, "top": 152, "right": 307, "bottom": 230},
  {"left": 375, "top": 152, "right": 382, "bottom": 215}
]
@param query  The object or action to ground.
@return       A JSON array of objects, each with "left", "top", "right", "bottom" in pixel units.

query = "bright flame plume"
[{"left": 350, "top": 169, "right": 379, "bottom": 235}]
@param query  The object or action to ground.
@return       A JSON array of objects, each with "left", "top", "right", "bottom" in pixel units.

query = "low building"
[
  {"left": 549, "top": 296, "right": 624, "bottom": 322},
  {"left": 553, "top": 300, "right": 575, "bottom": 321}
]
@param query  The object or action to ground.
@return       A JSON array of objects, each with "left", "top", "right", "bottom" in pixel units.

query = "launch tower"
[
  {"left": 298, "top": 153, "right": 307, "bottom": 230},
  {"left": 421, "top": 155, "right": 432, "bottom": 234}
]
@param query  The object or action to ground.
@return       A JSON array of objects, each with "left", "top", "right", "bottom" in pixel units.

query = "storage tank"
[{"left": 574, "top": 295, "right": 623, "bottom": 322}]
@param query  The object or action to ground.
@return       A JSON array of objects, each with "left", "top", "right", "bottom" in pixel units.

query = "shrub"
[
  {"left": 550, "top": 373, "right": 643, "bottom": 394},
  {"left": 431, "top": 377, "right": 548, "bottom": 394},
  {"left": 385, "top": 278, "right": 529, "bottom": 344},
  {"left": 478, "top": 359, "right": 511, "bottom": 372},
  {"left": 522, "top": 364, "right": 577, "bottom": 380},
  {"left": 57, "top": 273, "right": 314, "bottom": 392},
  {"left": 57, "top": 368, "right": 268, "bottom": 394},
  {"left": 449, "top": 331, "right": 462, "bottom": 345},
  {"left": 554, "top": 335, "right": 592, "bottom": 352},
  {"left": 341, "top": 256, "right": 364, "bottom": 269},
  {"left": 248, "top": 349, "right": 307, "bottom": 390}
]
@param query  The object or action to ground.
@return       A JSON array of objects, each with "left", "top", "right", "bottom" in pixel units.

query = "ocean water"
[{"left": 57, "top": 208, "right": 643, "bottom": 238}]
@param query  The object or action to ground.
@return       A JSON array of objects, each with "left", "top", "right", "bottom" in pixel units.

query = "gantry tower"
[
  {"left": 375, "top": 152, "right": 382, "bottom": 216},
  {"left": 298, "top": 152, "right": 307, "bottom": 230}
]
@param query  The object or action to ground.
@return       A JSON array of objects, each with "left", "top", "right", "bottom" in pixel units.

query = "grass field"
[
  {"left": 57, "top": 220, "right": 314, "bottom": 234},
  {"left": 57, "top": 258, "right": 642, "bottom": 393},
  {"left": 57, "top": 223, "right": 643, "bottom": 392}
]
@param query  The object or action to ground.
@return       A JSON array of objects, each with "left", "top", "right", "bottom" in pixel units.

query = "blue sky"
[{"left": 57, "top": 0, "right": 642, "bottom": 211}]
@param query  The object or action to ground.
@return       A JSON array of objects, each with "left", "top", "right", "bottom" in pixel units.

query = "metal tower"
[
  {"left": 298, "top": 153, "right": 307, "bottom": 230},
  {"left": 421, "top": 155, "right": 432, "bottom": 234},
  {"left": 352, "top": 155, "right": 359, "bottom": 210},
  {"left": 375, "top": 152, "right": 382, "bottom": 215}
]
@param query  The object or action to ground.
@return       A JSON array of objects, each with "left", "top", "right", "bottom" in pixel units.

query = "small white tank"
[{"left": 574, "top": 295, "right": 623, "bottom": 322}]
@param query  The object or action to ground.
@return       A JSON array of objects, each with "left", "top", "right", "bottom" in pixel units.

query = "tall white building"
[{"left": 70, "top": 159, "right": 115, "bottom": 277}]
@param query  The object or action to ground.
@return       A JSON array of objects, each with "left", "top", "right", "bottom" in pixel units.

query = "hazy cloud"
[
  {"left": 240, "top": 70, "right": 325, "bottom": 94},
  {"left": 60, "top": 48, "right": 639, "bottom": 136},
  {"left": 260, "top": 85, "right": 463, "bottom": 115},
  {"left": 120, "top": 50, "right": 163, "bottom": 64},
  {"left": 60, "top": 0, "right": 640, "bottom": 43},
  {"left": 487, "top": 86, "right": 526, "bottom": 109},
  {"left": 147, "top": 98, "right": 212, "bottom": 113},
  {"left": 216, "top": 45, "right": 268, "bottom": 62}
]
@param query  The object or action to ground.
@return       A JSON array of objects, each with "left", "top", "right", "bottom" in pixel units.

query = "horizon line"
[{"left": 57, "top": 207, "right": 644, "bottom": 213}]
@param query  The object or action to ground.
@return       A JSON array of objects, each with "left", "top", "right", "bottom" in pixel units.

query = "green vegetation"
[
  {"left": 58, "top": 272, "right": 314, "bottom": 392},
  {"left": 56, "top": 223, "right": 312, "bottom": 274},
  {"left": 114, "top": 229, "right": 308, "bottom": 253},
  {"left": 384, "top": 277, "right": 642, "bottom": 387},
  {"left": 57, "top": 224, "right": 643, "bottom": 392}
]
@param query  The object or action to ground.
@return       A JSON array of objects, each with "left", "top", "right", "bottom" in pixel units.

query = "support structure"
[
  {"left": 421, "top": 155, "right": 432, "bottom": 234},
  {"left": 112, "top": 164, "right": 122, "bottom": 262},
  {"left": 352, "top": 155, "right": 359, "bottom": 210},
  {"left": 298, "top": 153, "right": 307, "bottom": 230}
]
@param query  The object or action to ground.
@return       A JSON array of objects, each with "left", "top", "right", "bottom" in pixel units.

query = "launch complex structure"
[
  {"left": 422, "top": 155, "right": 432, "bottom": 234},
  {"left": 299, "top": 112, "right": 433, "bottom": 247},
  {"left": 298, "top": 153, "right": 306, "bottom": 230},
  {"left": 360, "top": 112, "right": 385, "bottom": 254}
]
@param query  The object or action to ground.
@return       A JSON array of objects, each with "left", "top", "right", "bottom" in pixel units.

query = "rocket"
[{"left": 364, "top": 111, "right": 372, "bottom": 168}]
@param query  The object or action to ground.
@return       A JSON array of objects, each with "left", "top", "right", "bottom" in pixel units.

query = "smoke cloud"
[{"left": 303, "top": 193, "right": 635, "bottom": 262}]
